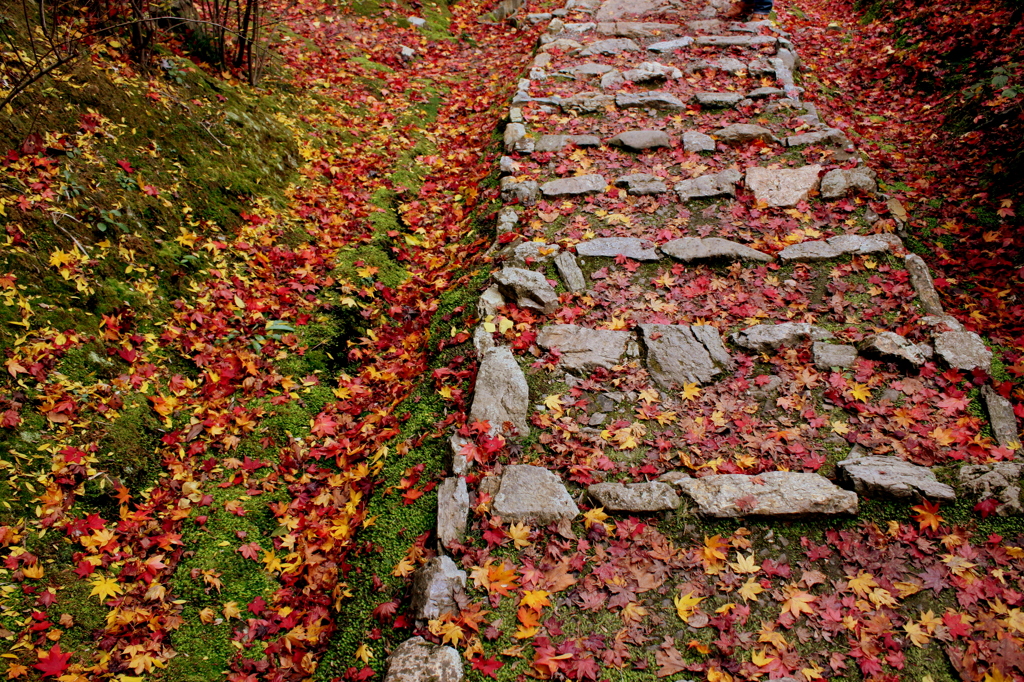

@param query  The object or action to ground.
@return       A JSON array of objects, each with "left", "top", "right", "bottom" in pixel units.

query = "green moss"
[{"left": 89, "top": 394, "right": 163, "bottom": 497}]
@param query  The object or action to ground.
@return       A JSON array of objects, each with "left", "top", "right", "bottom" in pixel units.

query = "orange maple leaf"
[{"left": 912, "top": 500, "right": 944, "bottom": 532}]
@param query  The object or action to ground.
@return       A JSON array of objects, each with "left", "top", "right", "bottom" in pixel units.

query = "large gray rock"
[
  {"left": 648, "top": 36, "right": 695, "bottom": 52},
  {"left": 580, "top": 38, "right": 639, "bottom": 55},
  {"left": 570, "top": 134, "right": 602, "bottom": 147},
  {"left": 576, "top": 237, "right": 659, "bottom": 261},
  {"left": 714, "top": 124, "right": 775, "bottom": 144},
  {"left": 640, "top": 323, "right": 734, "bottom": 387},
  {"left": 695, "top": 92, "right": 744, "bottom": 106},
  {"left": 660, "top": 237, "right": 771, "bottom": 263},
  {"left": 615, "top": 91, "right": 686, "bottom": 111},
  {"left": 500, "top": 178, "right": 540, "bottom": 205},
  {"left": 588, "top": 481, "right": 680, "bottom": 511},
  {"left": 859, "top": 331, "right": 928, "bottom": 366},
  {"left": 540, "top": 174, "right": 607, "bottom": 197},
  {"left": 571, "top": 62, "right": 615, "bottom": 76},
  {"left": 745, "top": 165, "right": 823, "bottom": 208},
  {"left": 496, "top": 207, "right": 518, "bottom": 234},
  {"left": 695, "top": 34, "right": 777, "bottom": 47},
  {"left": 554, "top": 251, "right": 586, "bottom": 292},
  {"left": 509, "top": 241, "right": 560, "bottom": 266},
  {"left": 812, "top": 342, "right": 858, "bottom": 370},
  {"left": 827, "top": 234, "right": 889, "bottom": 256},
  {"left": 476, "top": 285, "right": 505, "bottom": 319},
  {"left": 820, "top": 168, "right": 877, "bottom": 199},
  {"left": 836, "top": 451, "right": 956, "bottom": 501},
  {"left": 731, "top": 323, "right": 833, "bottom": 352},
  {"left": 682, "top": 131, "right": 716, "bottom": 152},
  {"left": 778, "top": 241, "right": 841, "bottom": 262},
  {"left": 905, "top": 254, "right": 944, "bottom": 315},
  {"left": 411, "top": 556, "right": 467, "bottom": 621},
  {"left": 494, "top": 267, "right": 558, "bottom": 314},
  {"left": 600, "top": 70, "right": 625, "bottom": 90},
  {"left": 982, "top": 385, "right": 1021, "bottom": 449},
  {"left": 934, "top": 331, "right": 992, "bottom": 371},
  {"left": 959, "top": 463, "right": 1023, "bottom": 516},
  {"left": 675, "top": 169, "right": 742, "bottom": 201},
  {"left": 437, "top": 477, "right": 469, "bottom": 548},
  {"left": 615, "top": 173, "right": 668, "bottom": 195},
  {"left": 469, "top": 346, "right": 529, "bottom": 437},
  {"left": 537, "top": 324, "right": 630, "bottom": 370},
  {"left": 491, "top": 465, "right": 580, "bottom": 524},
  {"left": 561, "top": 92, "right": 616, "bottom": 113},
  {"left": 661, "top": 471, "right": 858, "bottom": 517},
  {"left": 748, "top": 86, "right": 785, "bottom": 99},
  {"left": 384, "top": 637, "right": 463, "bottom": 682},
  {"left": 608, "top": 130, "right": 671, "bottom": 151},
  {"left": 504, "top": 123, "right": 531, "bottom": 153}
]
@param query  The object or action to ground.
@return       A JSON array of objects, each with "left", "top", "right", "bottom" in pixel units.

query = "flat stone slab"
[
  {"left": 537, "top": 324, "right": 630, "bottom": 370},
  {"left": 859, "top": 331, "right": 928, "bottom": 366},
  {"left": 494, "top": 267, "right": 558, "bottom": 314},
  {"left": 540, "top": 174, "right": 607, "bottom": 197},
  {"left": 384, "top": 637, "right": 463, "bottom": 682},
  {"left": 675, "top": 169, "right": 742, "bottom": 201},
  {"left": 615, "top": 173, "right": 668, "bottom": 195},
  {"left": 622, "top": 61, "right": 681, "bottom": 82},
  {"left": 682, "top": 131, "right": 715, "bottom": 152},
  {"left": 660, "top": 237, "right": 771, "bottom": 263},
  {"left": 560, "top": 92, "right": 616, "bottom": 113},
  {"left": 639, "top": 323, "right": 734, "bottom": 387},
  {"left": 608, "top": 129, "right": 671, "bottom": 151},
  {"left": 836, "top": 452, "right": 956, "bottom": 501},
  {"left": 437, "top": 477, "right": 469, "bottom": 548},
  {"left": 785, "top": 128, "right": 849, "bottom": 147},
  {"left": 778, "top": 241, "right": 841, "bottom": 262},
  {"left": 576, "top": 237, "right": 659, "bottom": 261},
  {"left": 491, "top": 464, "right": 580, "bottom": 524},
  {"left": 601, "top": 21, "right": 678, "bottom": 38},
  {"left": 695, "top": 34, "right": 777, "bottom": 46},
  {"left": 411, "top": 556, "right": 467, "bottom": 621},
  {"left": 695, "top": 92, "right": 744, "bottom": 106},
  {"left": 535, "top": 134, "right": 570, "bottom": 152},
  {"left": 588, "top": 481, "right": 680, "bottom": 511},
  {"left": 469, "top": 346, "right": 529, "bottom": 437},
  {"left": 745, "top": 165, "right": 823, "bottom": 207},
  {"left": 827, "top": 234, "right": 889, "bottom": 256},
  {"left": 510, "top": 241, "right": 560, "bottom": 265},
  {"left": 661, "top": 471, "right": 858, "bottom": 517},
  {"left": 714, "top": 124, "right": 775, "bottom": 144},
  {"left": 571, "top": 62, "right": 615, "bottom": 76},
  {"left": 579, "top": 38, "right": 640, "bottom": 55},
  {"left": 934, "top": 331, "right": 992, "bottom": 371},
  {"left": 648, "top": 36, "right": 695, "bottom": 52},
  {"left": 812, "top": 342, "right": 858, "bottom": 370},
  {"left": 731, "top": 323, "right": 833, "bottom": 352},
  {"left": 615, "top": 91, "right": 685, "bottom": 111},
  {"left": 982, "top": 385, "right": 1021, "bottom": 449}
]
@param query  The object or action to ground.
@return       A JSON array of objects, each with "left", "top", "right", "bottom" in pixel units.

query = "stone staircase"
[{"left": 381, "top": 0, "right": 1023, "bottom": 678}]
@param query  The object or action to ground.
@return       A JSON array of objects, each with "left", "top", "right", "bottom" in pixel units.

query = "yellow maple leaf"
[
  {"left": 729, "top": 553, "right": 760, "bottom": 574},
  {"left": 543, "top": 394, "right": 564, "bottom": 416},
  {"left": 702, "top": 534, "right": 729, "bottom": 565},
  {"left": 681, "top": 382, "right": 701, "bottom": 401},
  {"left": 739, "top": 577, "right": 764, "bottom": 602},
  {"left": 847, "top": 571, "right": 878, "bottom": 597},
  {"left": 506, "top": 522, "right": 532, "bottom": 549},
  {"left": 904, "top": 621, "right": 930, "bottom": 647},
  {"left": 223, "top": 602, "right": 241, "bottom": 619},
  {"left": 674, "top": 591, "right": 704, "bottom": 621},
  {"left": 90, "top": 575, "right": 123, "bottom": 601},
  {"left": 831, "top": 420, "right": 850, "bottom": 435},
  {"left": 780, "top": 585, "right": 815, "bottom": 618},
  {"left": 583, "top": 507, "right": 610, "bottom": 530},
  {"left": 751, "top": 649, "right": 775, "bottom": 667},
  {"left": 520, "top": 590, "right": 550, "bottom": 610},
  {"left": 354, "top": 643, "right": 374, "bottom": 663},
  {"left": 848, "top": 382, "right": 871, "bottom": 402},
  {"left": 930, "top": 426, "right": 956, "bottom": 447},
  {"left": 621, "top": 601, "right": 648, "bottom": 624}
]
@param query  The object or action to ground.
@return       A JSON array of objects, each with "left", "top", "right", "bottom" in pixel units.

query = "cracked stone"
[
  {"left": 384, "top": 637, "right": 463, "bottom": 682},
  {"left": 731, "top": 323, "right": 833, "bottom": 352},
  {"left": 959, "top": 463, "right": 1024, "bottom": 516},
  {"left": 491, "top": 465, "right": 580, "bottom": 524},
  {"left": 534, "top": 134, "right": 569, "bottom": 152},
  {"left": 660, "top": 237, "right": 772, "bottom": 263},
  {"left": 510, "top": 241, "right": 560, "bottom": 266},
  {"left": 836, "top": 450, "right": 956, "bottom": 501},
  {"left": 639, "top": 323, "right": 734, "bottom": 387},
  {"left": 778, "top": 241, "right": 842, "bottom": 262},
  {"left": 982, "top": 385, "right": 1021, "bottom": 449},
  {"left": 826, "top": 234, "right": 890, "bottom": 256},
  {"left": 682, "top": 131, "right": 716, "bottom": 152},
  {"left": 648, "top": 36, "right": 695, "bottom": 52},
  {"left": 576, "top": 237, "right": 659, "bottom": 261},
  {"left": 812, "top": 342, "right": 858, "bottom": 370},
  {"left": 615, "top": 91, "right": 686, "bottom": 111},
  {"left": 411, "top": 556, "right": 467, "bottom": 621},
  {"left": 820, "top": 167, "right": 877, "bottom": 199},
  {"left": 536, "top": 324, "right": 630, "bottom": 370},
  {"left": 661, "top": 472, "right": 858, "bottom": 517},
  {"left": 540, "top": 174, "right": 607, "bottom": 197},
  {"left": 615, "top": 173, "right": 668, "bottom": 195},
  {"left": 588, "top": 481, "right": 681, "bottom": 511},
  {"left": 674, "top": 168, "right": 742, "bottom": 201},
  {"left": 905, "top": 254, "right": 944, "bottom": 315},
  {"left": 859, "top": 331, "right": 928, "bottom": 366},
  {"left": 553, "top": 251, "right": 586, "bottom": 292},
  {"left": 714, "top": 123, "right": 776, "bottom": 144},
  {"left": 786, "top": 127, "right": 850, "bottom": 148},
  {"left": 469, "top": 346, "right": 529, "bottom": 437},
  {"left": 494, "top": 267, "right": 558, "bottom": 314},
  {"left": 622, "top": 61, "right": 682, "bottom": 82},
  {"left": 745, "top": 165, "right": 823, "bottom": 207},
  {"left": 500, "top": 177, "right": 539, "bottom": 204},
  {"left": 579, "top": 38, "right": 640, "bottom": 55},
  {"left": 934, "top": 331, "right": 992, "bottom": 371}
]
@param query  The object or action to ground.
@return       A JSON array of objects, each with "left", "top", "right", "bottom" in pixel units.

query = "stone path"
[{"left": 386, "top": 0, "right": 1023, "bottom": 678}]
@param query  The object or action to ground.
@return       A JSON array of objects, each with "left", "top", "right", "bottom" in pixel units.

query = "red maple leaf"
[
  {"left": 34, "top": 644, "right": 71, "bottom": 677},
  {"left": 116, "top": 159, "right": 134, "bottom": 173},
  {"left": 973, "top": 498, "right": 1001, "bottom": 519},
  {"left": 471, "top": 656, "right": 503, "bottom": 679}
]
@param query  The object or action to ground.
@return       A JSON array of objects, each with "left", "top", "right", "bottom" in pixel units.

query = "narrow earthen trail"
[{"left": 386, "top": 0, "right": 1024, "bottom": 679}]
